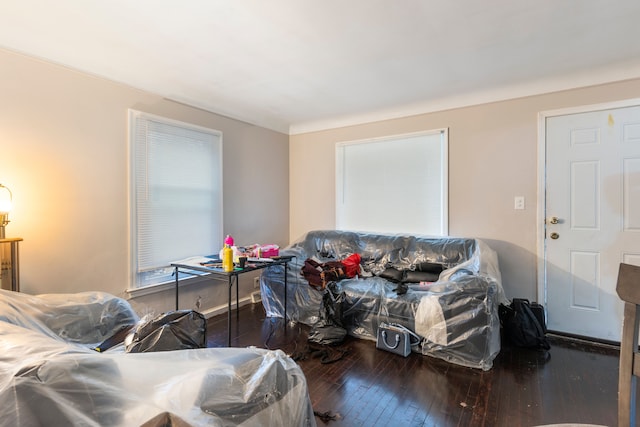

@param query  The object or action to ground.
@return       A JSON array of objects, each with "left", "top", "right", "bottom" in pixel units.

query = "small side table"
[
  {"left": 171, "top": 257, "right": 292, "bottom": 346},
  {"left": 0, "top": 238, "right": 23, "bottom": 292}
]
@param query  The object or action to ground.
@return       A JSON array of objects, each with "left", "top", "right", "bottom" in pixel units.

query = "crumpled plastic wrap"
[
  {"left": 260, "top": 229, "right": 506, "bottom": 370},
  {"left": 125, "top": 310, "right": 207, "bottom": 353},
  {"left": 0, "top": 289, "right": 316, "bottom": 426}
]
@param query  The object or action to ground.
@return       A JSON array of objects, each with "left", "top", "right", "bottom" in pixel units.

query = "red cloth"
[{"left": 342, "top": 253, "right": 361, "bottom": 278}]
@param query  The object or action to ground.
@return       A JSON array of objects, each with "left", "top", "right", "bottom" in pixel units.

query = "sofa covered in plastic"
[
  {"left": 0, "top": 289, "right": 316, "bottom": 427},
  {"left": 260, "top": 230, "right": 506, "bottom": 371}
]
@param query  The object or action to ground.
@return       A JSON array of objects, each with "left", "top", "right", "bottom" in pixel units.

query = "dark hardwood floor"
[{"left": 206, "top": 302, "right": 621, "bottom": 427}]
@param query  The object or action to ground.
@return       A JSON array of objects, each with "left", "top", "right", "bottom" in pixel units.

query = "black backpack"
[{"left": 499, "top": 298, "right": 550, "bottom": 350}]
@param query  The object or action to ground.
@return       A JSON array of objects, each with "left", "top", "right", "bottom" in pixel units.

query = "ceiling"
[{"left": 2, "top": 1, "right": 640, "bottom": 135}]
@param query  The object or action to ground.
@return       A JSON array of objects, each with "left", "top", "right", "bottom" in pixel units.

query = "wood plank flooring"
[{"left": 206, "top": 302, "right": 622, "bottom": 427}]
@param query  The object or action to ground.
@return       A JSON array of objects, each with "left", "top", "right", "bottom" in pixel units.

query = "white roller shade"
[{"left": 336, "top": 129, "right": 448, "bottom": 236}]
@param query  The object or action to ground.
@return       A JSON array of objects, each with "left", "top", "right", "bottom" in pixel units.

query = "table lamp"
[{"left": 0, "top": 184, "right": 13, "bottom": 239}]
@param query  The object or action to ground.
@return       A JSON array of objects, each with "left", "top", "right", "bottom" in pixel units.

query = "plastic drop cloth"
[
  {"left": 125, "top": 310, "right": 207, "bottom": 353},
  {"left": 0, "top": 289, "right": 316, "bottom": 426},
  {"left": 260, "top": 230, "right": 506, "bottom": 370}
]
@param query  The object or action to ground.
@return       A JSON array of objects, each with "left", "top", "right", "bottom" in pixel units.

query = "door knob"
[
  {"left": 550, "top": 232, "right": 559, "bottom": 240},
  {"left": 549, "top": 216, "right": 559, "bottom": 225}
]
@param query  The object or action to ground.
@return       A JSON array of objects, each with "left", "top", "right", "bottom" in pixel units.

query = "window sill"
[{"left": 125, "top": 275, "right": 206, "bottom": 299}]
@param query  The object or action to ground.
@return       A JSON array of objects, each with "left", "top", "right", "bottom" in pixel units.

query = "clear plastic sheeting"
[
  {"left": 0, "top": 289, "right": 316, "bottom": 427},
  {"left": 260, "top": 230, "right": 506, "bottom": 370},
  {"left": 126, "top": 310, "right": 207, "bottom": 353},
  {"left": 0, "top": 289, "right": 139, "bottom": 348}
]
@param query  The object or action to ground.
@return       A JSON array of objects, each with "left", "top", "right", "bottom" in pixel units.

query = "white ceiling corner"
[{"left": 1, "top": 0, "right": 640, "bottom": 135}]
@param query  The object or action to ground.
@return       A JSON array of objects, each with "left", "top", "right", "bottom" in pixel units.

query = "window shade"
[
  {"left": 130, "top": 111, "right": 222, "bottom": 276},
  {"left": 336, "top": 130, "right": 448, "bottom": 236}
]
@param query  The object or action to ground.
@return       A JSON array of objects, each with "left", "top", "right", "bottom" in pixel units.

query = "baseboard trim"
[
  {"left": 547, "top": 331, "right": 620, "bottom": 350},
  {"left": 200, "top": 296, "right": 255, "bottom": 319}
]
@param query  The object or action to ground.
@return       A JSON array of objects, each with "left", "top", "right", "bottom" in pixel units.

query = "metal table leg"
[
  {"left": 284, "top": 262, "right": 288, "bottom": 323},
  {"left": 174, "top": 266, "right": 179, "bottom": 310},
  {"left": 228, "top": 275, "right": 233, "bottom": 346}
]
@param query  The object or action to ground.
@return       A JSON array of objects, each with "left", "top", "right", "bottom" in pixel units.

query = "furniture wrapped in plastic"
[
  {"left": 260, "top": 229, "right": 506, "bottom": 370},
  {"left": 0, "top": 289, "right": 316, "bottom": 427},
  {"left": 125, "top": 310, "right": 207, "bottom": 353}
]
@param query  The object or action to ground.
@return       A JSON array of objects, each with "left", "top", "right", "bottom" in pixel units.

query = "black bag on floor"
[
  {"left": 499, "top": 298, "right": 550, "bottom": 350},
  {"left": 126, "top": 310, "right": 207, "bottom": 353},
  {"left": 308, "top": 284, "right": 347, "bottom": 345}
]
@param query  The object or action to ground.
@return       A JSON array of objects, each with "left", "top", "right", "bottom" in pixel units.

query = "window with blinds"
[
  {"left": 129, "top": 110, "right": 223, "bottom": 289},
  {"left": 336, "top": 129, "right": 448, "bottom": 236}
]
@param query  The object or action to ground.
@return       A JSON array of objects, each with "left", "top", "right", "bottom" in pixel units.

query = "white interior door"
[{"left": 544, "top": 103, "right": 640, "bottom": 342}]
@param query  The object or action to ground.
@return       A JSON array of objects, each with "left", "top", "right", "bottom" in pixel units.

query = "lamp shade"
[
  {"left": 0, "top": 185, "right": 12, "bottom": 213},
  {"left": 0, "top": 199, "right": 11, "bottom": 214}
]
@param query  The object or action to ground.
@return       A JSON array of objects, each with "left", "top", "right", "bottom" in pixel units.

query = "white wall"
[
  {"left": 6, "top": 44, "right": 640, "bottom": 309},
  {"left": 0, "top": 48, "right": 289, "bottom": 314},
  {"left": 289, "top": 79, "right": 640, "bottom": 301}
]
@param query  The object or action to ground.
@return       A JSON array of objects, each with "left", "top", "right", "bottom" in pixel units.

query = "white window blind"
[
  {"left": 129, "top": 110, "right": 223, "bottom": 288},
  {"left": 336, "top": 129, "right": 448, "bottom": 236}
]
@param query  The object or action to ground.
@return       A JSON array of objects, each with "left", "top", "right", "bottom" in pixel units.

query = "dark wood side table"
[
  {"left": 0, "top": 238, "right": 23, "bottom": 292},
  {"left": 171, "top": 257, "right": 292, "bottom": 346}
]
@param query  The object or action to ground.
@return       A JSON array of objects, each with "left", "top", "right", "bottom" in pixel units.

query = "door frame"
[{"left": 536, "top": 97, "right": 640, "bottom": 310}]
